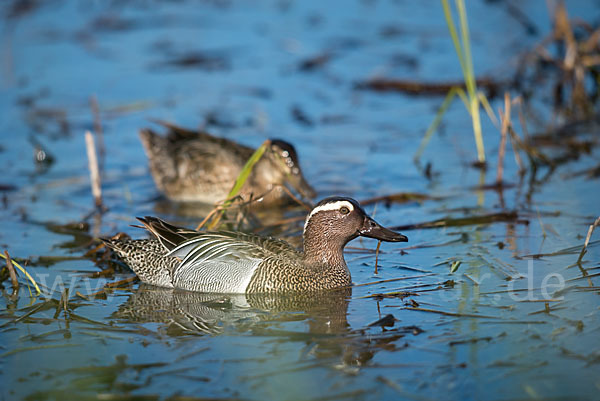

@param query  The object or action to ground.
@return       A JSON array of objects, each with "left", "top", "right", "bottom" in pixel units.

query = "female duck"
[
  {"left": 104, "top": 196, "right": 408, "bottom": 293},
  {"left": 139, "top": 122, "right": 315, "bottom": 205}
]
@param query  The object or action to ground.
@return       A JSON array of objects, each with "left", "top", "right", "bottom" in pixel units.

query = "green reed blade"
[
  {"left": 0, "top": 253, "right": 41, "bottom": 296},
  {"left": 437, "top": 0, "right": 486, "bottom": 164},
  {"left": 442, "top": 0, "right": 466, "bottom": 79},
  {"left": 226, "top": 139, "right": 270, "bottom": 201},
  {"left": 457, "top": 0, "right": 475, "bottom": 96},
  {"left": 207, "top": 140, "right": 271, "bottom": 230},
  {"left": 478, "top": 91, "right": 499, "bottom": 127},
  {"left": 414, "top": 87, "right": 459, "bottom": 162}
]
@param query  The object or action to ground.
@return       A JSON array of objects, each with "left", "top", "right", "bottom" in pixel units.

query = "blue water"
[{"left": 1, "top": 1, "right": 599, "bottom": 400}]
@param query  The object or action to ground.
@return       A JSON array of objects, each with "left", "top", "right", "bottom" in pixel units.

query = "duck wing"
[{"left": 167, "top": 231, "right": 299, "bottom": 293}]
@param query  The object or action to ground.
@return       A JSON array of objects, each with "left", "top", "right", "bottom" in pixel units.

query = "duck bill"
[
  {"left": 359, "top": 216, "right": 408, "bottom": 242},
  {"left": 288, "top": 173, "right": 317, "bottom": 199}
]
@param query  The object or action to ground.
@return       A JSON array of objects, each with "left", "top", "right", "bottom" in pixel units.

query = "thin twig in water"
[
  {"left": 278, "top": 184, "right": 313, "bottom": 210},
  {"left": 374, "top": 240, "right": 382, "bottom": 274},
  {"left": 577, "top": 216, "right": 600, "bottom": 264},
  {"left": 77, "top": 276, "right": 138, "bottom": 299},
  {"left": 391, "top": 211, "right": 526, "bottom": 230},
  {"left": 0, "top": 253, "right": 40, "bottom": 295},
  {"left": 0, "top": 301, "right": 52, "bottom": 329},
  {"left": 506, "top": 123, "right": 525, "bottom": 174},
  {"left": 536, "top": 207, "right": 548, "bottom": 239},
  {"left": 195, "top": 207, "right": 221, "bottom": 230},
  {"left": 4, "top": 250, "right": 19, "bottom": 291},
  {"left": 89, "top": 95, "right": 105, "bottom": 172},
  {"left": 196, "top": 181, "right": 312, "bottom": 231},
  {"left": 359, "top": 192, "right": 436, "bottom": 206},
  {"left": 85, "top": 130, "right": 103, "bottom": 208},
  {"left": 354, "top": 273, "right": 437, "bottom": 288},
  {"left": 496, "top": 92, "right": 511, "bottom": 184},
  {"left": 54, "top": 288, "right": 69, "bottom": 319},
  {"left": 402, "top": 306, "right": 498, "bottom": 319},
  {"left": 508, "top": 97, "right": 527, "bottom": 173},
  {"left": 512, "top": 96, "right": 530, "bottom": 140},
  {"left": 104, "top": 276, "right": 138, "bottom": 288}
]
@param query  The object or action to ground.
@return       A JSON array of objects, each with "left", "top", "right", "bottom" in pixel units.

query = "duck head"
[
  {"left": 257, "top": 139, "right": 316, "bottom": 199},
  {"left": 302, "top": 196, "right": 407, "bottom": 265}
]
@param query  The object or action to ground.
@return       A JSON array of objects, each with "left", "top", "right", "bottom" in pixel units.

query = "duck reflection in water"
[
  {"left": 114, "top": 285, "right": 422, "bottom": 370},
  {"left": 115, "top": 284, "right": 352, "bottom": 337}
]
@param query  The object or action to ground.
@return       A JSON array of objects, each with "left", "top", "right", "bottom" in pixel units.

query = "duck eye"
[{"left": 339, "top": 206, "right": 350, "bottom": 215}]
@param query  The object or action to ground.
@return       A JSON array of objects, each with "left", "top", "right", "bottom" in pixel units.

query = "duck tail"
[
  {"left": 139, "top": 128, "right": 166, "bottom": 158},
  {"left": 136, "top": 216, "right": 189, "bottom": 251}
]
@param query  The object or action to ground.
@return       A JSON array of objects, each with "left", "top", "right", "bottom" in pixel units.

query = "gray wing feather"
[
  {"left": 173, "top": 258, "right": 261, "bottom": 293},
  {"left": 166, "top": 232, "right": 293, "bottom": 293}
]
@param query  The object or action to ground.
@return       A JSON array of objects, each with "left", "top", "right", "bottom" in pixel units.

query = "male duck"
[
  {"left": 139, "top": 122, "right": 315, "bottom": 204},
  {"left": 104, "top": 196, "right": 408, "bottom": 293}
]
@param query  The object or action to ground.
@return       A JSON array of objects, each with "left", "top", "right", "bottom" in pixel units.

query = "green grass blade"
[
  {"left": 456, "top": 0, "right": 485, "bottom": 162},
  {"left": 455, "top": 87, "right": 469, "bottom": 110},
  {"left": 414, "top": 87, "right": 458, "bottom": 162},
  {"left": 206, "top": 140, "right": 271, "bottom": 230},
  {"left": 450, "top": 260, "right": 462, "bottom": 273},
  {"left": 470, "top": 97, "right": 485, "bottom": 163},
  {"left": 0, "top": 253, "right": 41, "bottom": 296},
  {"left": 477, "top": 91, "right": 499, "bottom": 127},
  {"left": 225, "top": 139, "right": 270, "bottom": 201},
  {"left": 457, "top": 0, "right": 476, "bottom": 96},
  {"left": 442, "top": 0, "right": 467, "bottom": 79},
  {"left": 423, "top": 1, "right": 487, "bottom": 164}
]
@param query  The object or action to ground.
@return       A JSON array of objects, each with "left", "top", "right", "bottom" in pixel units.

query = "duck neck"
[{"left": 302, "top": 227, "right": 349, "bottom": 271}]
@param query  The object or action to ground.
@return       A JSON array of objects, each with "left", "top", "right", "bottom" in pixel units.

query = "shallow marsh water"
[{"left": 1, "top": 1, "right": 599, "bottom": 400}]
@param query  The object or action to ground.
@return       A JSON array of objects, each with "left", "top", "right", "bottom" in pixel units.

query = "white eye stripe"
[{"left": 304, "top": 200, "right": 355, "bottom": 226}]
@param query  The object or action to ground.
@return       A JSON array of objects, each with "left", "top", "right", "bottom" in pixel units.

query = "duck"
[
  {"left": 103, "top": 196, "right": 408, "bottom": 293},
  {"left": 139, "top": 122, "right": 316, "bottom": 205}
]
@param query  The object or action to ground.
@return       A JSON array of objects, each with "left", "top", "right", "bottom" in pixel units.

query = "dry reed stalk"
[
  {"left": 85, "top": 130, "right": 103, "bottom": 208},
  {"left": 4, "top": 250, "right": 18, "bottom": 291},
  {"left": 89, "top": 95, "right": 105, "bottom": 170},
  {"left": 374, "top": 240, "right": 382, "bottom": 274},
  {"left": 496, "top": 92, "right": 511, "bottom": 184},
  {"left": 195, "top": 207, "right": 221, "bottom": 230},
  {"left": 512, "top": 96, "right": 530, "bottom": 140},
  {"left": 576, "top": 216, "right": 600, "bottom": 264},
  {"left": 196, "top": 182, "right": 312, "bottom": 230},
  {"left": 278, "top": 184, "right": 313, "bottom": 210},
  {"left": 77, "top": 276, "right": 138, "bottom": 300}
]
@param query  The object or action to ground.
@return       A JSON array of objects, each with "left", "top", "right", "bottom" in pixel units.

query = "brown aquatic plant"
[
  {"left": 0, "top": 252, "right": 41, "bottom": 296},
  {"left": 89, "top": 95, "right": 105, "bottom": 172},
  {"left": 518, "top": 1, "right": 600, "bottom": 119},
  {"left": 576, "top": 216, "right": 600, "bottom": 265},
  {"left": 4, "top": 250, "right": 19, "bottom": 292}
]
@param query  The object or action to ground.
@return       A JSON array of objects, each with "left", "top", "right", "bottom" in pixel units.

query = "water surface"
[{"left": 1, "top": 1, "right": 599, "bottom": 400}]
